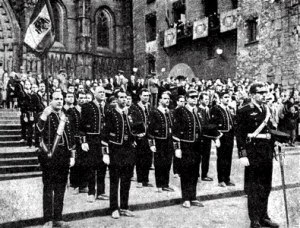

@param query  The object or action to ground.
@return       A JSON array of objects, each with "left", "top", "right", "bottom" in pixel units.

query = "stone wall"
[
  {"left": 132, "top": 0, "right": 237, "bottom": 80},
  {"left": 236, "top": 0, "right": 300, "bottom": 89}
]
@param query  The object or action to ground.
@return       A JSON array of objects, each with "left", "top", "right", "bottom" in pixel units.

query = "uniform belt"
[{"left": 247, "top": 133, "right": 271, "bottom": 140}]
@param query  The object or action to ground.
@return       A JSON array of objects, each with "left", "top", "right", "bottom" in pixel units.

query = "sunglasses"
[
  {"left": 256, "top": 91, "right": 267, "bottom": 95},
  {"left": 189, "top": 95, "right": 198, "bottom": 99}
]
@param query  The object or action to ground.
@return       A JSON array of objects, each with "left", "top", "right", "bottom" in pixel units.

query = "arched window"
[
  {"left": 95, "top": 8, "right": 115, "bottom": 51},
  {"left": 50, "top": 1, "right": 66, "bottom": 45},
  {"left": 52, "top": 4, "right": 61, "bottom": 42},
  {"left": 97, "top": 11, "right": 109, "bottom": 47}
]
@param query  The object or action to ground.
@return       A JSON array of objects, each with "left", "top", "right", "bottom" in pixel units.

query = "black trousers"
[
  {"left": 216, "top": 131, "right": 234, "bottom": 183},
  {"left": 180, "top": 142, "right": 201, "bottom": 201},
  {"left": 136, "top": 137, "right": 152, "bottom": 184},
  {"left": 201, "top": 138, "right": 212, "bottom": 178},
  {"left": 42, "top": 167, "right": 69, "bottom": 222},
  {"left": 109, "top": 164, "right": 134, "bottom": 211},
  {"left": 86, "top": 161, "right": 107, "bottom": 196},
  {"left": 246, "top": 162, "right": 273, "bottom": 222},
  {"left": 154, "top": 139, "right": 173, "bottom": 188}
]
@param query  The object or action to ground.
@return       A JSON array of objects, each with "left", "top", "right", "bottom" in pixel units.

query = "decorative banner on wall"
[
  {"left": 164, "top": 28, "right": 177, "bottom": 48},
  {"left": 146, "top": 40, "right": 158, "bottom": 53},
  {"left": 193, "top": 17, "right": 208, "bottom": 40},
  {"left": 220, "top": 9, "right": 237, "bottom": 33}
]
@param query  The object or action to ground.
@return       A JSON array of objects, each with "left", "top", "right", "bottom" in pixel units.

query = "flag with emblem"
[
  {"left": 164, "top": 28, "right": 177, "bottom": 48},
  {"left": 24, "top": 0, "right": 55, "bottom": 54},
  {"left": 220, "top": 9, "right": 237, "bottom": 33},
  {"left": 193, "top": 17, "right": 208, "bottom": 40}
]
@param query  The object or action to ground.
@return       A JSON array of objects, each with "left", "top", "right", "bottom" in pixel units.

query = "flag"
[
  {"left": 164, "top": 28, "right": 177, "bottom": 48},
  {"left": 193, "top": 17, "right": 208, "bottom": 40},
  {"left": 24, "top": 0, "right": 55, "bottom": 54},
  {"left": 220, "top": 9, "right": 237, "bottom": 33}
]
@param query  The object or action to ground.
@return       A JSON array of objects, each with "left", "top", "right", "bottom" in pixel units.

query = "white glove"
[
  {"left": 150, "top": 146, "right": 156, "bottom": 153},
  {"left": 240, "top": 157, "right": 250, "bottom": 167},
  {"left": 81, "top": 143, "right": 89, "bottom": 152},
  {"left": 103, "top": 154, "right": 110, "bottom": 165},
  {"left": 41, "top": 106, "right": 53, "bottom": 121},
  {"left": 137, "top": 133, "right": 145, "bottom": 137},
  {"left": 175, "top": 149, "right": 182, "bottom": 159},
  {"left": 215, "top": 139, "right": 221, "bottom": 148},
  {"left": 70, "top": 158, "right": 75, "bottom": 167}
]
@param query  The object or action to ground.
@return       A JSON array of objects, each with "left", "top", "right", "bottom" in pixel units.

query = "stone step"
[
  {"left": 0, "top": 124, "right": 21, "bottom": 130},
  {"left": 0, "top": 141, "right": 26, "bottom": 147},
  {"left": 0, "top": 129, "right": 21, "bottom": 136},
  {"left": 0, "top": 109, "right": 19, "bottom": 113},
  {"left": 1, "top": 116, "right": 20, "bottom": 121},
  {"left": 0, "top": 164, "right": 41, "bottom": 174},
  {"left": 0, "top": 151, "right": 38, "bottom": 159},
  {"left": 0, "top": 113, "right": 20, "bottom": 117},
  {"left": 0, "top": 157, "right": 39, "bottom": 166},
  {"left": 0, "top": 120, "right": 20, "bottom": 125},
  {"left": 0, "top": 135, "right": 22, "bottom": 141},
  {"left": 0, "top": 171, "right": 42, "bottom": 181}
]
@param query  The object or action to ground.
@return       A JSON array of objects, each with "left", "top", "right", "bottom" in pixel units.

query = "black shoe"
[
  {"left": 53, "top": 220, "right": 70, "bottom": 228},
  {"left": 162, "top": 187, "right": 175, "bottom": 192},
  {"left": 250, "top": 221, "right": 262, "bottom": 228},
  {"left": 225, "top": 181, "right": 235, "bottom": 186},
  {"left": 142, "top": 182, "right": 154, "bottom": 187},
  {"left": 201, "top": 176, "right": 213, "bottom": 181},
  {"left": 260, "top": 218, "right": 279, "bottom": 228}
]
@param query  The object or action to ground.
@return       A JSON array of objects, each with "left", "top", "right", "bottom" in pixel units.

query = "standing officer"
[
  {"left": 210, "top": 90, "right": 235, "bottom": 187},
  {"left": 148, "top": 92, "right": 174, "bottom": 193},
  {"left": 236, "top": 82, "right": 279, "bottom": 228},
  {"left": 198, "top": 92, "right": 213, "bottom": 181},
  {"left": 102, "top": 90, "right": 136, "bottom": 219},
  {"left": 37, "top": 91, "right": 75, "bottom": 228},
  {"left": 173, "top": 89, "right": 204, "bottom": 208},
  {"left": 80, "top": 86, "right": 108, "bottom": 202},
  {"left": 129, "top": 88, "right": 153, "bottom": 188}
]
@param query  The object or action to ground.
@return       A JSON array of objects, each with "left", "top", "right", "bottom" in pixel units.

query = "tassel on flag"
[{"left": 24, "top": 0, "right": 55, "bottom": 55}]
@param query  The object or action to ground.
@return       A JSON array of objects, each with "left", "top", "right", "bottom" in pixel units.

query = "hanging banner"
[
  {"left": 164, "top": 28, "right": 177, "bottom": 48},
  {"left": 193, "top": 17, "right": 208, "bottom": 40},
  {"left": 220, "top": 9, "right": 237, "bottom": 33}
]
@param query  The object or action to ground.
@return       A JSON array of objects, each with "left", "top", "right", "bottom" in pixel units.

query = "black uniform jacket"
[
  {"left": 236, "top": 102, "right": 275, "bottom": 165},
  {"left": 210, "top": 104, "right": 234, "bottom": 133},
  {"left": 148, "top": 108, "right": 173, "bottom": 140}
]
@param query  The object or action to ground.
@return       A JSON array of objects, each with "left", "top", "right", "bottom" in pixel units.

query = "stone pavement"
[{"left": 0, "top": 147, "right": 299, "bottom": 228}]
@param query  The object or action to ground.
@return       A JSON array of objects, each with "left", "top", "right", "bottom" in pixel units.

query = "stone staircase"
[{"left": 0, "top": 109, "right": 41, "bottom": 181}]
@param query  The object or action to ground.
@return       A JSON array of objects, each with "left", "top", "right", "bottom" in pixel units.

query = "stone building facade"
[
  {"left": 132, "top": 0, "right": 238, "bottom": 80},
  {"left": 236, "top": 0, "right": 300, "bottom": 90},
  {"left": 0, "top": 0, "right": 133, "bottom": 79}
]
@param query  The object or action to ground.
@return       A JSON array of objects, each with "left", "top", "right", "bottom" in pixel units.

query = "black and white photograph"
[{"left": 0, "top": 0, "right": 299, "bottom": 227}]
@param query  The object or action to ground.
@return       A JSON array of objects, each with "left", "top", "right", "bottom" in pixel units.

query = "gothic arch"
[
  {"left": 0, "top": 0, "right": 21, "bottom": 71},
  {"left": 169, "top": 63, "right": 195, "bottom": 80},
  {"left": 94, "top": 6, "right": 116, "bottom": 52}
]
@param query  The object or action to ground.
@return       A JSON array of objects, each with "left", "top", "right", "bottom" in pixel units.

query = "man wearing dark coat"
[{"left": 236, "top": 82, "right": 279, "bottom": 228}]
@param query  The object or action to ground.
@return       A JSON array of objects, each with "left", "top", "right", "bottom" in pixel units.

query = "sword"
[{"left": 277, "top": 145, "right": 289, "bottom": 227}]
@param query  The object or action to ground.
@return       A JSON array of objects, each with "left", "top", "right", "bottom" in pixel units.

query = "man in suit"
[
  {"left": 198, "top": 92, "right": 213, "bottom": 181},
  {"left": 173, "top": 89, "right": 204, "bottom": 208},
  {"left": 80, "top": 86, "right": 108, "bottom": 202},
  {"left": 148, "top": 92, "right": 174, "bottom": 193},
  {"left": 102, "top": 90, "right": 136, "bottom": 219},
  {"left": 236, "top": 82, "right": 279, "bottom": 228},
  {"left": 210, "top": 90, "right": 235, "bottom": 187},
  {"left": 129, "top": 88, "right": 153, "bottom": 188},
  {"left": 37, "top": 91, "right": 75, "bottom": 228}
]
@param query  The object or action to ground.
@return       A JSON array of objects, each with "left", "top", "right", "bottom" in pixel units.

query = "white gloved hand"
[
  {"left": 81, "top": 143, "right": 89, "bottom": 152},
  {"left": 150, "top": 146, "right": 156, "bottom": 153},
  {"left": 240, "top": 157, "right": 250, "bottom": 167},
  {"left": 103, "top": 154, "right": 110, "bottom": 165},
  {"left": 41, "top": 106, "right": 53, "bottom": 121},
  {"left": 70, "top": 158, "right": 75, "bottom": 167},
  {"left": 175, "top": 149, "right": 182, "bottom": 159},
  {"left": 215, "top": 139, "right": 221, "bottom": 148}
]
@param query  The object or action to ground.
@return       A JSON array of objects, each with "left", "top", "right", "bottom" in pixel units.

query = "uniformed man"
[
  {"left": 210, "top": 90, "right": 235, "bottom": 187},
  {"left": 102, "top": 90, "right": 136, "bottom": 219},
  {"left": 148, "top": 92, "right": 174, "bottom": 192},
  {"left": 236, "top": 82, "right": 279, "bottom": 228},
  {"left": 129, "top": 88, "right": 153, "bottom": 188},
  {"left": 198, "top": 92, "right": 213, "bottom": 181},
  {"left": 173, "top": 89, "right": 204, "bottom": 208},
  {"left": 23, "top": 80, "right": 35, "bottom": 148},
  {"left": 80, "top": 86, "right": 108, "bottom": 202},
  {"left": 37, "top": 91, "right": 75, "bottom": 228}
]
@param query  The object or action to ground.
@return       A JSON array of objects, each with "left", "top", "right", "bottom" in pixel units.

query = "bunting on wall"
[
  {"left": 220, "top": 9, "right": 237, "bottom": 33},
  {"left": 164, "top": 28, "right": 177, "bottom": 47},
  {"left": 193, "top": 17, "right": 208, "bottom": 40}
]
